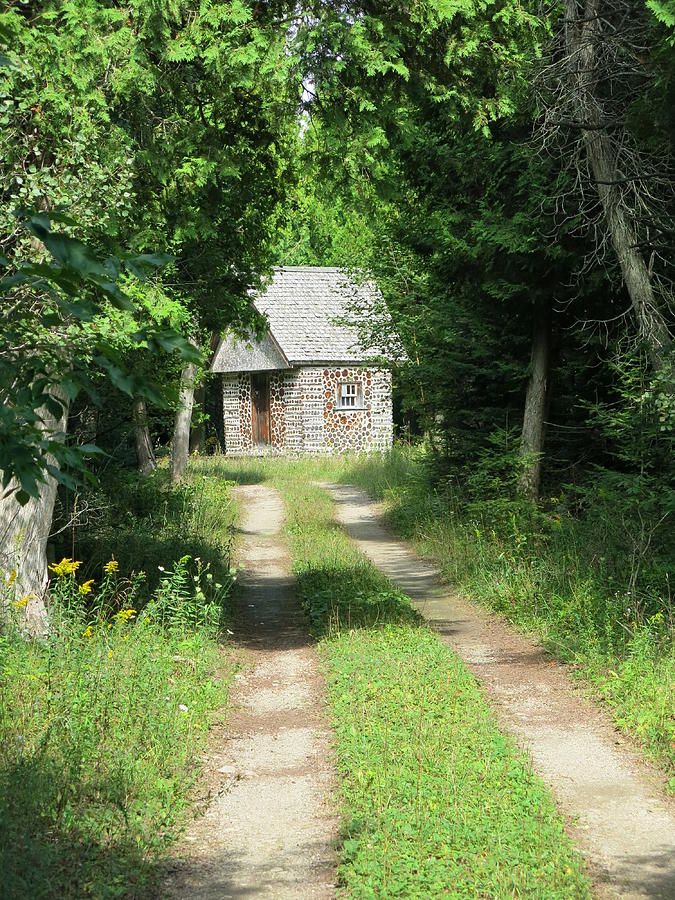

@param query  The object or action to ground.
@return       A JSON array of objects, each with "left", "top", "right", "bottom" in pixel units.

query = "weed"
[{"left": 0, "top": 469, "right": 237, "bottom": 898}]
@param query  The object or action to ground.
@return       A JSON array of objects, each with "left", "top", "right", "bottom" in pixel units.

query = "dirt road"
[{"left": 165, "top": 484, "right": 337, "bottom": 899}]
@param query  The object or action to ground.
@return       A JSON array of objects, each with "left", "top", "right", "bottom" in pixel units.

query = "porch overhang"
[{"left": 210, "top": 329, "right": 291, "bottom": 374}]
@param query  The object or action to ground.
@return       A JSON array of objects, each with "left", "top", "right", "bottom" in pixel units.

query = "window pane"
[{"left": 338, "top": 381, "right": 361, "bottom": 407}]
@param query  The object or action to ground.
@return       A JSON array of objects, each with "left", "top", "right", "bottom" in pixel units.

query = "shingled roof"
[{"left": 211, "top": 266, "right": 389, "bottom": 372}]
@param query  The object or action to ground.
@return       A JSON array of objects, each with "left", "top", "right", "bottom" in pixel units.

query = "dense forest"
[
  {"left": 0, "top": 1, "right": 673, "bottom": 896},
  {"left": 2, "top": 0, "right": 673, "bottom": 624}
]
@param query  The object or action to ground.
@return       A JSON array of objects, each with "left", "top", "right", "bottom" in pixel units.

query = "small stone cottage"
[{"left": 210, "top": 267, "right": 397, "bottom": 455}]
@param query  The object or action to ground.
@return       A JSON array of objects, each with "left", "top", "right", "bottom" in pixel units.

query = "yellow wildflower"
[
  {"left": 103, "top": 559, "right": 119, "bottom": 574},
  {"left": 49, "top": 558, "right": 81, "bottom": 577},
  {"left": 108, "top": 650, "right": 113, "bottom": 659},
  {"left": 78, "top": 579, "right": 94, "bottom": 596},
  {"left": 7, "top": 568, "right": 17, "bottom": 586},
  {"left": 82, "top": 625, "right": 94, "bottom": 639},
  {"left": 113, "top": 608, "right": 136, "bottom": 623},
  {"left": 13, "top": 596, "right": 32, "bottom": 609}
]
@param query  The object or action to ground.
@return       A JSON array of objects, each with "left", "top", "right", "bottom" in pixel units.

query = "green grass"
[
  {"left": 339, "top": 446, "right": 675, "bottom": 790},
  {"left": 204, "top": 457, "right": 591, "bottom": 898},
  {"left": 326, "top": 627, "right": 588, "bottom": 898},
  {"left": 0, "top": 470, "right": 237, "bottom": 899}
]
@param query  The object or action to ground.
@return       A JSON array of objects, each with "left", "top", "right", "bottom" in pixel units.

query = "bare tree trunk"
[
  {"left": 189, "top": 384, "right": 206, "bottom": 455},
  {"left": 133, "top": 396, "right": 156, "bottom": 477},
  {"left": 0, "top": 386, "right": 69, "bottom": 636},
  {"left": 171, "top": 358, "right": 198, "bottom": 484},
  {"left": 519, "top": 301, "right": 551, "bottom": 502},
  {"left": 565, "top": 0, "right": 672, "bottom": 370},
  {"left": 583, "top": 129, "right": 672, "bottom": 369}
]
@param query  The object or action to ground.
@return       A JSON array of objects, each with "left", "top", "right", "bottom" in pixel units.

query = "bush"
[{"left": 52, "top": 467, "right": 236, "bottom": 603}]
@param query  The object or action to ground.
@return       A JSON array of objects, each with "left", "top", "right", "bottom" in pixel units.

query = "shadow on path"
[
  {"left": 164, "top": 484, "right": 337, "bottom": 900},
  {"left": 322, "top": 481, "right": 675, "bottom": 900}
]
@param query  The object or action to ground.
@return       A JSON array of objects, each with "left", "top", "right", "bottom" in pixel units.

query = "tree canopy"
[{"left": 1, "top": 0, "right": 673, "bottom": 631}]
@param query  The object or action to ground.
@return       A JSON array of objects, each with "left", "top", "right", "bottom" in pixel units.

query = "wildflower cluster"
[
  {"left": 113, "top": 608, "right": 136, "bottom": 623},
  {"left": 103, "top": 559, "right": 119, "bottom": 574},
  {"left": 49, "top": 558, "right": 82, "bottom": 577}
]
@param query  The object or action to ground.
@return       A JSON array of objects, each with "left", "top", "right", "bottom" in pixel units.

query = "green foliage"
[
  {"left": 1, "top": 0, "right": 300, "bottom": 492},
  {"left": 0, "top": 213, "right": 199, "bottom": 501},
  {"left": 149, "top": 554, "right": 229, "bottom": 632},
  {"left": 0, "top": 473, "right": 237, "bottom": 898},
  {"left": 289, "top": 0, "right": 561, "bottom": 461},
  {"left": 297, "top": 0, "right": 545, "bottom": 166},
  {"left": 648, "top": 0, "right": 675, "bottom": 29},
  {"left": 289, "top": 0, "right": 673, "bottom": 517},
  {"left": 52, "top": 467, "right": 237, "bottom": 606},
  {"left": 272, "top": 128, "right": 377, "bottom": 268}
]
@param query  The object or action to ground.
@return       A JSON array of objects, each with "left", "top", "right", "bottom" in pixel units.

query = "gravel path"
[
  {"left": 322, "top": 482, "right": 675, "bottom": 900},
  {"left": 165, "top": 484, "right": 337, "bottom": 899}
]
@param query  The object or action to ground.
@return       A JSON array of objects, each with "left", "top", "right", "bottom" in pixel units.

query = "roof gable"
[
  {"left": 211, "top": 266, "right": 400, "bottom": 373},
  {"left": 210, "top": 328, "right": 290, "bottom": 374}
]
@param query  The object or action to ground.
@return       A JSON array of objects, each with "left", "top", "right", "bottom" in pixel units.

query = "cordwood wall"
[{"left": 222, "top": 366, "right": 392, "bottom": 455}]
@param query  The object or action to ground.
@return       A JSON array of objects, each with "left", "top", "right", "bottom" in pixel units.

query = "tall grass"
[
  {"left": 0, "top": 469, "right": 237, "bottom": 898},
  {"left": 53, "top": 468, "right": 237, "bottom": 601}
]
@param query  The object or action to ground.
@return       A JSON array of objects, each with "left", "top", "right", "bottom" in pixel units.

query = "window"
[{"left": 338, "top": 382, "right": 362, "bottom": 409}]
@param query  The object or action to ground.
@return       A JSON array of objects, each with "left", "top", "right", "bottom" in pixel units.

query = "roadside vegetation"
[
  {"left": 209, "top": 457, "right": 591, "bottom": 898},
  {"left": 0, "top": 470, "right": 237, "bottom": 899},
  {"left": 339, "top": 446, "right": 675, "bottom": 790}
]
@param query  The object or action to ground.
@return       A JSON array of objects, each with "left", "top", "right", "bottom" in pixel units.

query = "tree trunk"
[
  {"left": 565, "top": 0, "right": 672, "bottom": 370},
  {"left": 171, "top": 358, "right": 198, "bottom": 484},
  {"left": 0, "top": 386, "right": 70, "bottom": 636},
  {"left": 189, "top": 384, "right": 206, "bottom": 455},
  {"left": 519, "top": 301, "right": 551, "bottom": 502},
  {"left": 133, "top": 396, "right": 157, "bottom": 477},
  {"left": 583, "top": 129, "right": 672, "bottom": 370}
]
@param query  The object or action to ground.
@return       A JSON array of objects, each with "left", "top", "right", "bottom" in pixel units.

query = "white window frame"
[{"left": 337, "top": 381, "right": 363, "bottom": 410}]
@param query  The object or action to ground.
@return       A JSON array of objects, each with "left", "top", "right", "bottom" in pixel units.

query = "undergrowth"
[
  {"left": 341, "top": 445, "right": 675, "bottom": 790},
  {"left": 209, "top": 458, "right": 591, "bottom": 898},
  {"left": 52, "top": 467, "right": 237, "bottom": 601},
  {"left": 0, "top": 469, "right": 237, "bottom": 899}
]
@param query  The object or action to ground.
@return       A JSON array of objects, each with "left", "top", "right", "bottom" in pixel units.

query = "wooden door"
[{"left": 251, "top": 373, "right": 270, "bottom": 446}]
